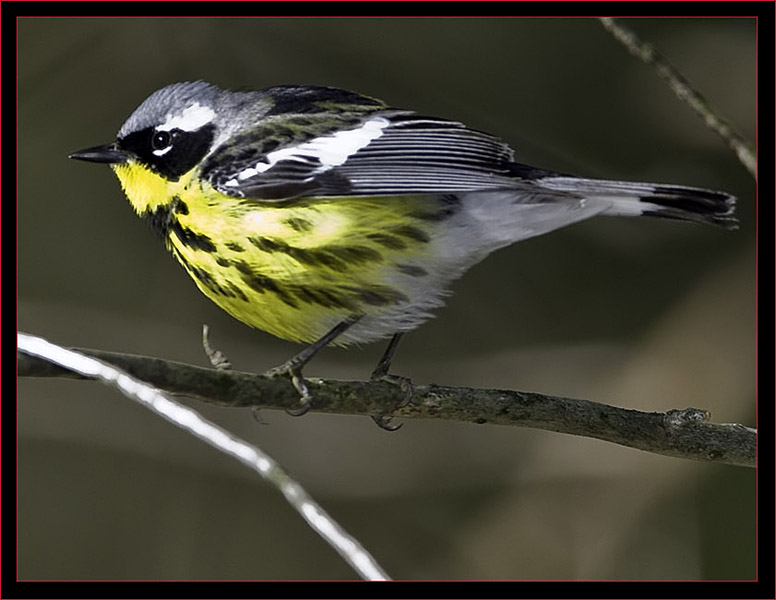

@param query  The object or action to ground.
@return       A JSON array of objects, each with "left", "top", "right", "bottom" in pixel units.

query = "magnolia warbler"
[{"left": 71, "top": 81, "right": 736, "bottom": 417}]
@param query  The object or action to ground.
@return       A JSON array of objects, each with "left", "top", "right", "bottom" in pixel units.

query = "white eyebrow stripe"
[{"left": 159, "top": 103, "right": 216, "bottom": 132}]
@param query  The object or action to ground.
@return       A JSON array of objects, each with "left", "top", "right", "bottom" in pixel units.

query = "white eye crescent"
[{"left": 151, "top": 130, "right": 173, "bottom": 156}]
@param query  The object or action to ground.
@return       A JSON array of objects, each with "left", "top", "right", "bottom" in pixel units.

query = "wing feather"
[{"left": 207, "top": 113, "right": 525, "bottom": 200}]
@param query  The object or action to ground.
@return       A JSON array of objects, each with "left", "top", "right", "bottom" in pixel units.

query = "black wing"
[{"left": 204, "top": 113, "right": 533, "bottom": 200}]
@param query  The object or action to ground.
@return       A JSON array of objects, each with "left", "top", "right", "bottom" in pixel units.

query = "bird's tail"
[{"left": 536, "top": 176, "right": 738, "bottom": 229}]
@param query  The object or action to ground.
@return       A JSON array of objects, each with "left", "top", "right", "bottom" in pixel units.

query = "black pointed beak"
[{"left": 69, "top": 143, "right": 131, "bottom": 164}]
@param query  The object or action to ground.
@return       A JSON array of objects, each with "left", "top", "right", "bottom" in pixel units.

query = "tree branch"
[
  {"left": 18, "top": 340, "right": 756, "bottom": 469},
  {"left": 17, "top": 333, "right": 391, "bottom": 581},
  {"left": 599, "top": 17, "right": 757, "bottom": 179}
]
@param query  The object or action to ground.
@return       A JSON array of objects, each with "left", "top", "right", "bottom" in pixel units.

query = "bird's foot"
[
  {"left": 265, "top": 360, "right": 314, "bottom": 416},
  {"left": 369, "top": 372, "right": 413, "bottom": 431}
]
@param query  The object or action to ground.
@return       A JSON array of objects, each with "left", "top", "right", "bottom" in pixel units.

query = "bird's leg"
[
  {"left": 265, "top": 316, "right": 361, "bottom": 416},
  {"left": 201, "top": 324, "right": 233, "bottom": 370},
  {"left": 204, "top": 324, "right": 264, "bottom": 422},
  {"left": 370, "top": 332, "right": 413, "bottom": 431},
  {"left": 370, "top": 332, "right": 404, "bottom": 380}
]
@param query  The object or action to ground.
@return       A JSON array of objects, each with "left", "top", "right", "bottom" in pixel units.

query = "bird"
[{"left": 70, "top": 80, "right": 737, "bottom": 419}]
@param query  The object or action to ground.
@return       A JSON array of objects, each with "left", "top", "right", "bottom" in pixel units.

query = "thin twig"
[
  {"left": 18, "top": 337, "right": 756, "bottom": 468},
  {"left": 17, "top": 333, "right": 391, "bottom": 581},
  {"left": 599, "top": 17, "right": 756, "bottom": 179}
]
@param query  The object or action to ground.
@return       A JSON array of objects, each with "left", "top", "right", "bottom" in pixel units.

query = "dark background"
[{"left": 18, "top": 17, "right": 756, "bottom": 580}]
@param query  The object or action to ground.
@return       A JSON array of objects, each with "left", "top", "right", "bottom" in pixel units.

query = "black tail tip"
[{"left": 645, "top": 185, "right": 738, "bottom": 230}]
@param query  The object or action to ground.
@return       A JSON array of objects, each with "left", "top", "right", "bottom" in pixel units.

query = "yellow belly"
[{"left": 112, "top": 160, "right": 443, "bottom": 344}]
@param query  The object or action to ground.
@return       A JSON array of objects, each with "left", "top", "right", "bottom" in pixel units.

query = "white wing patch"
[{"left": 224, "top": 116, "right": 390, "bottom": 187}]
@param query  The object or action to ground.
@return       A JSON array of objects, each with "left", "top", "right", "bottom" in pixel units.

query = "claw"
[
  {"left": 265, "top": 361, "right": 313, "bottom": 417},
  {"left": 371, "top": 414, "right": 403, "bottom": 431},
  {"left": 374, "top": 373, "right": 414, "bottom": 408},
  {"left": 286, "top": 401, "right": 312, "bottom": 417},
  {"left": 369, "top": 373, "right": 413, "bottom": 430},
  {"left": 287, "top": 370, "right": 313, "bottom": 416},
  {"left": 263, "top": 317, "right": 362, "bottom": 418},
  {"left": 250, "top": 407, "right": 269, "bottom": 424}
]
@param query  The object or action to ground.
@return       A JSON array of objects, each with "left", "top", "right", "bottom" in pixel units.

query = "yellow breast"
[{"left": 109, "top": 160, "right": 438, "bottom": 344}]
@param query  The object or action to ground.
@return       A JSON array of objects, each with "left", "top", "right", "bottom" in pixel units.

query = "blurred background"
[{"left": 18, "top": 17, "right": 756, "bottom": 580}]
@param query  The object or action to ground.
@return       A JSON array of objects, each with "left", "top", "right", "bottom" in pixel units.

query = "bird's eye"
[{"left": 151, "top": 130, "right": 172, "bottom": 151}]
